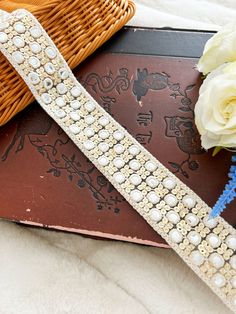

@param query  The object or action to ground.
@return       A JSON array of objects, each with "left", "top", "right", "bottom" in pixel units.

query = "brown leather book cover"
[{"left": 0, "top": 27, "right": 235, "bottom": 247}]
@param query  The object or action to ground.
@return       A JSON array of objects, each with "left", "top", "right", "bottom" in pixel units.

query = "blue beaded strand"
[{"left": 209, "top": 155, "right": 236, "bottom": 218}]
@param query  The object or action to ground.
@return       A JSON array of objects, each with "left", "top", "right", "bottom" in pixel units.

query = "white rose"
[
  {"left": 198, "top": 23, "right": 236, "bottom": 75},
  {"left": 195, "top": 62, "right": 236, "bottom": 149}
]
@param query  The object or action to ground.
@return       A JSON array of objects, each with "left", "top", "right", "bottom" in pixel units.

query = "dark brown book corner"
[{"left": 0, "top": 26, "right": 235, "bottom": 248}]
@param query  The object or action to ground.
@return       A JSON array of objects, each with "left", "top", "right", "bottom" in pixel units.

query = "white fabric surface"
[{"left": 1, "top": 1, "right": 236, "bottom": 313}]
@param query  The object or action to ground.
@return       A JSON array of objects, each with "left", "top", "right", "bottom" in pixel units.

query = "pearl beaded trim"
[{"left": 0, "top": 9, "right": 235, "bottom": 312}]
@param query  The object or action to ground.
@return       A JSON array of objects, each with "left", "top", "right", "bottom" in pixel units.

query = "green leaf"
[{"left": 212, "top": 146, "right": 223, "bottom": 157}]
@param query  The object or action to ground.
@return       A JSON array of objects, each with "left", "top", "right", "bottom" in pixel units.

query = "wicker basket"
[{"left": 0, "top": 0, "right": 135, "bottom": 125}]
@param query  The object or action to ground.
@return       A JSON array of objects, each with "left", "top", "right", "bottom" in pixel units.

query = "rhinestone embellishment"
[
  {"left": 129, "top": 145, "right": 140, "bottom": 156},
  {"left": 71, "top": 100, "right": 81, "bottom": 110},
  {"left": 55, "top": 97, "right": 65, "bottom": 107},
  {"left": 30, "top": 42, "right": 41, "bottom": 53},
  {"left": 145, "top": 161, "right": 157, "bottom": 172},
  {"left": 45, "top": 63, "right": 55, "bottom": 75},
  {"left": 163, "top": 177, "right": 176, "bottom": 189},
  {"left": 0, "top": 32, "right": 7, "bottom": 43},
  {"left": 166, "top": 211, "right": 180, "bottom": 224},
  {"left": 150, "top": 208, "right": 162, "bottom": 222},
  {"left": 28, "top": 72, "right": 40, "bottom": 85},
  {"left": 130, "top": 189, "right": 143, "bottom": 202},
  {"left": 57, "top": 83, "right": 67, "bottom": 95},
  {"left": 28, "top": 56, "right": 40, "bottom": 69},
  {"left": 99, "top": 116, "right": 109, "bottom": 126},
  {"left": 45, "top": 47, "right": 57, "bottom": 59},
  {"left": 113, "top": 157, "right": 125, "bottom": 169},
  {"left": 129, "top": 174, "right": 142, "bottom": 186},
  {"left": 169, "top": 229, "right": 183, "bottom": 243},
  {"left": 71, "top": 86, "right": 81, "bottom": 97},
  {"left": 98, "top": 143, "right": 109, "bottom": 153},
  {"left": 14, "top": 22, "right": 25, "bottom": 33},
  {"left": 30, "top": 26, "right": 42, "bottom": 38},
  {"left": 43, "top": 78, "right": 53, "bottom": 90},
  {"left": 146, "top": 176, "right": 158, "bottom": 188},
  {"left": 190, "top": 251, "right": 204, "bottom": 266},
  {"left": 13, "top": 36, "right": 24, "bottom": 48},
  {"left": 114, "top": 172, "right": 125, "bottom": 184},
  {"left": 12, "top": 51, "right": 24, "bottom": 64},
  {"left": 69, "top": 124, "right": 80, "bottom": 135}
]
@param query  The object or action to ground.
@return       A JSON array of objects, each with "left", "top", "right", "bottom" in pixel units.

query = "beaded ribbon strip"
[{"left": 0, "top": 9, "right": 235, "bottom": 312}]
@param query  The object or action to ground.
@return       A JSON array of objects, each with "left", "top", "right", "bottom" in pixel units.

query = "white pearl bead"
[
  {"left": 230, "top": 256, "right": 236, "bottom": 270},
  {"left": 146, "top": 176, "right": 159, "bottom": 188},
  {"left": 30, "top": 42, "right": 41, "bottom": 54},
  {"left": 206, "top": 234, "right": 221, "bottom": 248},
  {"left": 57, "top": 83, "right": 67, "bottom": 95},
  {"left": 43, "top": 78, "right": 53, "bottom": 90},
  {"left": 0, "top": 32, "right": 7, "bottom": 43},
  {"left": 226, "top": 235, "right": 236, "bottom": 250},
  {"left": 145, "top": 161, "right": 157, "bottom": 172},
  {"left": 15, "top": 10, "right": 27, "bottom": 20},
  {"left": 99, "top": 116, "right": 109, "bottom": 126},
  {"left": 231, "top": 275, "right": 236, "bottom": 288},
  {"left": 28, "top": 56, "right": 40, "bottom": 69},
  {"left": 203, "top": 216, "right": 217, "bottom": 229},
  {"left": 150, "top": 208, "right": 162, "bottom": 222},
  {"left": 83, "top": 140, "right": 94, "bottom": 151},
  {"left": 129, "top": 174, "right": 142, "bottom": 186},
  {"left": 70, "top": 111, "right": 80, "bottom": 121},
  {"left": 44, "top": 62, "right": 55, "bottom": 75},
  {"left": 45, "top": 47, "right": 57, "bottom": 59},
  {"left": 113, "top": 172, "right": 125, "bottom": 184},
  {"left": 99, "top": 130, "right": 109, "bottom": 139},
  {"left": 169, "top": 229, "right": 183, "bottom": 243},
  {"left": 55, "top": 109, "right": 66, "bottom": 119},
  {"left": 85, "top": 115, "right": 95, "bottom": 125},
  {"left": 164, "top": 194, "right": 178, "bottom": 207},
  {"left": 183, "top": 195, "right": 196, "bottom": 208},
  {"left": 12, "top": 51, "right": 24, "bottom": 64},
  {"left": 211, "top": 273, "right": 226, "bottom": 288},
  {"left": 129, "top": 160, "right": 141, "bottom": 171},
  {"left": 13, "top": 36, "right": 24, "bottom": 48},
  {"left": 129, "top": 145, "right": 140, "bottom": 156},
  {"left": 98, "top": 142, "right": 109, "bottom": 153},
  {"left": 0, "top": 22, "right": 9, "bottom": 31},
  {"left": 14, "top": 22, "right": 25, "bottom": 33},
  {"left": 209, "top": 253, "right": 225, "bottom": 269},
  {"left": 98, "top": 156, "right": 109, "bottom": 167},
  {"left": 58, "top": 68, "right": 69, "bottom": 80},
  {"left": 147, "top": 192, "right": 160, "bottom": 204},
  {"left": 71, "top": 100, "right": 81, "bottom": 110},
  {"left": 232, "top": 296, "right": 236, "bottom": 307},
  {"left": 84, "top": 128, "right": 94, "bottom": 138},
  {"left": 55, "top": 97, "right": 65, "bottom": 107},
  {"left": 69, "top": 124, "right": 80, "bottom": 135},
  {"left": 187, "top": 231, "right": 201, "bottom": 246},
  {"left": 114, "top": 144, "right": 124, "bottom": 154},
  {"left": 163, "top": 177, "right": 176, "bottom": 190},
  {"left": 185, "top": 213, "right": 199, "bottom": 227},
  {"left": 28, "top": 72, "right": 40, "bottom": 85},
  {"left": 130, "top": 189, "right": 143, "bottom": 202},
  {"left": 41, "top": 93, "right": 52, "bottom": 104},
  {"left": 113, "top": 130, "right": 124, "bottom": 141},
  {"left": 166, "top": 211, "right": 180, "bottom": 224},
  {"left": 113, "top": 157, "right": 124, "bottom": 169},
  {"left": 85, "top": 102, "right": 95, "bottom": 112},
  {"left": 30, "top": 26, "right": 42, "bottom": 38},
  {"left": 71, "top": 86, "right": 81, "bottom": 97},
  {"left": 190, "top": 251, "right": 204, "bottom": 266}
]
